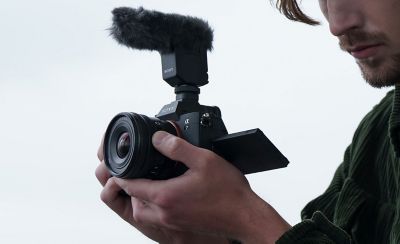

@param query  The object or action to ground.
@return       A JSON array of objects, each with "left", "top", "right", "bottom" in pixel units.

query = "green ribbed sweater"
[{"left": 277, "top": 87, "right": 400, "bottom": 244}]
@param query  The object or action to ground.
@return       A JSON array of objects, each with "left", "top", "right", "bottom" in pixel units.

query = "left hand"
[
  {"left": 96, "top": 162, "right": 229, "bottom": 244},
  {"left": 103, "top": 131, "right": 291, "bottom": 243}
]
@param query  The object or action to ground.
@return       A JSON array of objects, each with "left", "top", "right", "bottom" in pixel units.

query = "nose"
[{"left": 326, "top": 0, "right": 363, "bottom": 36}]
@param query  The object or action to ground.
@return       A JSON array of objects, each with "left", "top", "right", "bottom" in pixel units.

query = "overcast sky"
[{"left": 0, "top": 0, "right": 391, "bottom": 243}]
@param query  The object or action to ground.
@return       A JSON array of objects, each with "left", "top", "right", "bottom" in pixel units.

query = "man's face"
[{"left": 319, "top": 0, "right": 400, "bottom": 88}]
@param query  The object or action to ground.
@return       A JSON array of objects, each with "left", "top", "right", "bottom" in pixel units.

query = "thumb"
[{"left": 152, "top": 131, "right": 207, "bottom": 169}]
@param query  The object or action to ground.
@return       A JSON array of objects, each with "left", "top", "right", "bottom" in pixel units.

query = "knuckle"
[
  {"left": 95, "top": 165, "right": 103, "bottom": 181},
  {"left": 97, "top": 148, "right": 104, "bottom": 161},
  {"left": 159, "top": 211, "right": 175, "bottom": 227},
  {"left": 97, "top": 134, "right": 105, "bottom": 161},
  {"left": 100, "top": 189, "right": 109, "bottom": 203},
  {"left": 100, "top": 178, "right": 115, "bottom": 203},
  {"left": 167, "top": 137, "right": 183, "bottom": 157},
  {"left": 154, "top": 192, "right": 174, "bottom": 208},
  {"left": 95, "top": 164, "right": 110, "bottom": 186},
  {"left": 95, "top": 165, "right": 101, "bottom": 181},
  {"left": 131, "top": 207, "right": 143, "bottom": 224},
  {"left": 131, "top": 199, "right": 149, "bottom": 225},
  {"left": 198, "top": 149, "right": 217, "bottom": 167},
  {"left": 123, "top": 188, "right": 133, "bottom": 197},
  {"left": 97, "top": 146, "right": 104, "bottom": 161}
]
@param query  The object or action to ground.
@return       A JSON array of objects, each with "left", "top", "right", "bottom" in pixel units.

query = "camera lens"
[
  {"left": 116, "top": 132, "right": 130, "bottom": 158},
  {"left": 104, "top": 112, "right": 186, "bottom": 179}
]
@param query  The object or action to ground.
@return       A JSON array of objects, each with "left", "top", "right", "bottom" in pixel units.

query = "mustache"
[{"left": 339, "top": 30, "right": 388, "bottom": 51}]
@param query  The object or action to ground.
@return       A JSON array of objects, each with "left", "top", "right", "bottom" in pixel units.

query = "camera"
[{"left": 103, "top": 7, "right": 289, "bottom": 179}]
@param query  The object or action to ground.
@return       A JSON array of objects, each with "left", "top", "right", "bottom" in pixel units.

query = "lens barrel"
[{"left": 104, "top": 112, "right": 186, "bottom": 179}]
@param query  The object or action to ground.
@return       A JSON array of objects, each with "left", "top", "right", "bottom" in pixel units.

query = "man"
[{"left": 96, "top": 0, "right": 400, "bottom": 243}]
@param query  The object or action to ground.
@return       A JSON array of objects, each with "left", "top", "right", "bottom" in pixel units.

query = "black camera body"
[
  {"left": 104, "top": 7, "right": 289, "bottom": 180},
  {"left": 157, "top": 92, "right": 228, "bottom": 152}
]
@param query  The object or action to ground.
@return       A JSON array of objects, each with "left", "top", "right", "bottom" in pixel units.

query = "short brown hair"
[{"left": 275, "top": 0, "right": 320, "bottom": 25}]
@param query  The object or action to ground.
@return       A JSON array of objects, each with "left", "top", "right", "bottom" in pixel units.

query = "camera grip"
[{"left": 212, "top": 129, "right": 289, "bottom": 174}]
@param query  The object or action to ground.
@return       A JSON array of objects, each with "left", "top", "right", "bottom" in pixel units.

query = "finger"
[
  {"left": 152, "top": 131, "right": 211, "bottom": 169},
  {"left": 101, "top": 178, "right": 134, "bottom": 223},
  {"left": 131, "top": 197, "right": 165, "bottom": 227},
  {"left": 97, "top": 134, "right": 105, "bottom": 161},
  {"left": 114, "top": 178, "right": 167, "bottom": 205},
  {"left": 95, "top": 161, "right": 111, "bottom": 186}
]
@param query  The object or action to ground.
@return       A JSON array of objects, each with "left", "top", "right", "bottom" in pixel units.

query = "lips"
[{"left": 348, "top": 44, "right": 383, "bottom": 59}]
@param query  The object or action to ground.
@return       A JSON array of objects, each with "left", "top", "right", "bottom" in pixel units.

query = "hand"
[
  {"left": 97, "top": 131, "right": 291, "bottom": 243},
  {"left": 96, "top": 135, "right": 229, "bottom": 244}
]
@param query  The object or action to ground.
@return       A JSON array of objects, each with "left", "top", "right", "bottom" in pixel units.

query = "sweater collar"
[{"left": 389, "top": 85, "right": 400, "bottom": 157}]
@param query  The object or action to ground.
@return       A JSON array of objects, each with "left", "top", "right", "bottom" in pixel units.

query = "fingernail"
[{"left": 152, "top": 131, "right": 170, "bottom": 146}]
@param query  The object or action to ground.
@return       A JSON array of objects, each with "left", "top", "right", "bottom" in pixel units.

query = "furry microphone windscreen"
[{"left": 110, "top": 7, "right": 214, "bottom": 54}]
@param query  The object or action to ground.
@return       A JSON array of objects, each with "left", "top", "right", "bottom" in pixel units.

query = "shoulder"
[{"left": 352, "top": 89, "right": 394, "bottom": 141}]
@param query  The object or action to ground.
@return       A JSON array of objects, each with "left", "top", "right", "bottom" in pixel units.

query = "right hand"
[{"left": 95, "top": 137, "right": 229, "bottom": 244}]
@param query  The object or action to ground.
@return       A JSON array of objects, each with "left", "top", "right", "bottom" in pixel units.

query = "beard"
[
  {"left": 357, "top": 53, "right": 400, "bottom": 88},
  {"left": 339, "top": 30, "right": 400, "bottom": 88}
]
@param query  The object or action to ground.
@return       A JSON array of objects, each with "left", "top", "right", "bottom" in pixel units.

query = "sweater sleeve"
[
  {"left": 276, "top": 147, "right": 353, "bottom": 244},
  {"left": 276, "top": 211, "right": 351, "bottom": 244}
]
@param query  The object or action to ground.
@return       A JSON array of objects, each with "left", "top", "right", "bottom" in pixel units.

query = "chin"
[
  {"left": 358, "top": 56, "right": 400, "bottom": 88},
  {"left": 365, "top": 79, "right": 396, "bottom": 88}
]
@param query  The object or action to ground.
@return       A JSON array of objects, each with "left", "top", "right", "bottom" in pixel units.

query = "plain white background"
[{"left": 0, "top": 0, "right": 391, "bottom": 243}]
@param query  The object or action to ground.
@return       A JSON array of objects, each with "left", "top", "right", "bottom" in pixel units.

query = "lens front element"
[{"left": 116, "top": 132, "right": 131, "bottom": 158}]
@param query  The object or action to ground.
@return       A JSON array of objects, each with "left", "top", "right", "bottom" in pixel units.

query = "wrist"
[{"left": 233, "top": 192, "right": 291, "bottom": 244}]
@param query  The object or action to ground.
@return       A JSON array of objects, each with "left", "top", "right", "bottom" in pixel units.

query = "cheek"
[
  {"left": 389, "top": 7, "right": 400, "bottom": 50},
  {"left": 392, "top": 31, "right": 400, "bottom": 54},
  {"left": 372, "top": 2, "right": 400, "bottom": 49}
]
